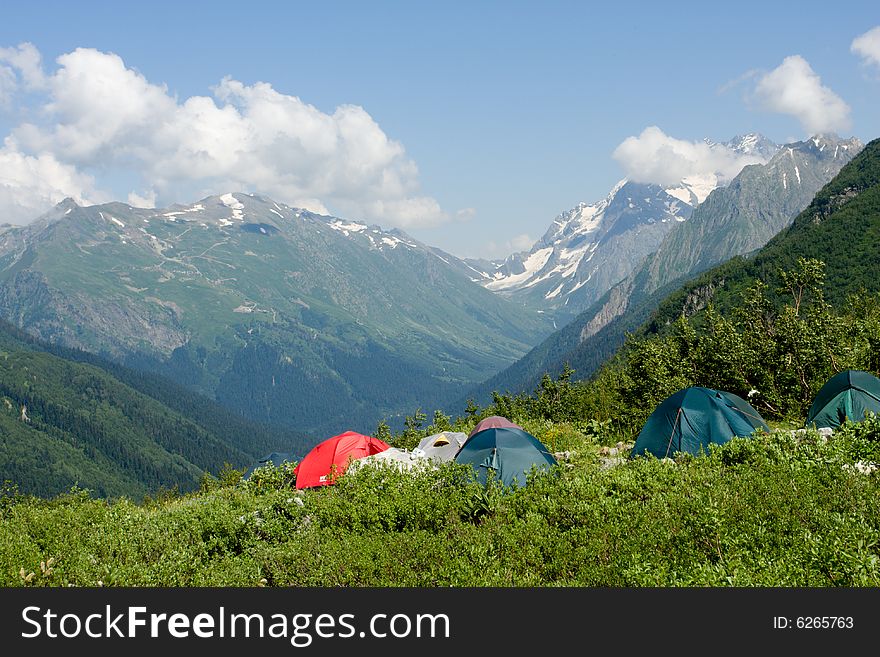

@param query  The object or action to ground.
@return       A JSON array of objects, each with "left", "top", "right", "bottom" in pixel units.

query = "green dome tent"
[
  {"left": 806, "top": 370, "right": 880, "bottom": 429},
  {"left": 631, "top": 387, "right": 769, "bottom": 459},
  {"left": 455, "top": 427, "right": 556, "bottom": 487}
]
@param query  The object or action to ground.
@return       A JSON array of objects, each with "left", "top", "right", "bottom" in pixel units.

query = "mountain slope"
[
  {"left": 476, "top": 181, "right": 694, "bottom": 319},
  {"left": 471, "top": 134, "right": 861, "bottom": 400},
  {"left": 0, "top": 320, "right": 298, "bottom": 498},
  {"left": 643, "top": 136, "right": 880, "bottom": 330},
  {"left": 638, "top": 135, "right": 860, "bottom": 296},
  {"left": 0, "top": 194, "right": 552, "bottom": 436},
  {"left": 470, "top": 134, "right": 779, "bottom": 319}
]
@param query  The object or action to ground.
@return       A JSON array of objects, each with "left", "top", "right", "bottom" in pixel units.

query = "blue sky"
[{"left": 1, "top": 1, "right": 879, "bottom": 257}]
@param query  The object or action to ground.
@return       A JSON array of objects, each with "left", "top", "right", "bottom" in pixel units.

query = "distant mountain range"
[
  {"left": 0, "top": 193, "right": 553, "bottom": 436},
  {"left": 468, "top": 134, "right": 780, "bottom": 319},
  {"left": 470, "top": 133, "right": 862, "bottom": 400}
]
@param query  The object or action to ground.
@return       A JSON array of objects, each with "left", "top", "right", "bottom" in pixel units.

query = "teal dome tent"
[
  {"left": 806, "top": 370, "right": 880, "bottom": 429},
  {"left": 631, "top": 387, "right": 768, "bottom": 459},
  {"left": 455, "top": 427, "right": 556, "bottom": 487}
]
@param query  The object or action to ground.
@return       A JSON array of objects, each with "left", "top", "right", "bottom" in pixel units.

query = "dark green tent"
[
  {"left": 631, "top": 387, "right": 769, "bottom": 459},
  {"left": 454, "top": 427, "right": 557, "bottom": 487},
  {"left": 806, "top": 370, "right": 880, "bottom": 429}
]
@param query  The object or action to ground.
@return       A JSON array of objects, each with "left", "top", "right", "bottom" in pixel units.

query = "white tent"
[{"left": 416, "top": 431, "right": 467, "bottom": 462}]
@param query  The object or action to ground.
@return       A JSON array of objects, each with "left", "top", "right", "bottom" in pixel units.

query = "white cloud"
[
  {"left": 127, "top": 189, "right": 156, "bottom": 208},
  {"left": 0, "top": 43, "right": 46, "bottom": 108},
  {"left": 0, "top": 44, "right": 446, "bottom": 228},
  {"left": 852, "top": 26, "right": 880, "bottom": 69},
  {"left": 0, "top": 65, "right": 15, "bottom": 107},
  {"left": 716, "top": 69, "right": 759, "bottom": 96},
  {"left": 612, "top": 126, "right": 768, "bottom": 187},
  {"left": 484, "top": 233, "right": 534, "bottom": 259},
  {"left": 752, "top": 55, "right": 850, "bottom": 135},
  {"left": 288, "top": 198, "right": 330, "bottom": 216},
  {"left": 0, "top": 138, "right": 105, "bottom": 223},
  {"left": 455, "top": 207, "right": 476, "bottom": 221},
  {"left": 0, "top": 42, "right": 46, "bottom": 92}
]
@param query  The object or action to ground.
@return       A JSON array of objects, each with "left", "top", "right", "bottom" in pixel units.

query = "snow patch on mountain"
[
  {"left": 486, "top": 247, "right": 553, "bottom": 291},
  {"left": 100, "top": 212, "right": 125, "bottom": 228},
  {"left": 328, "top": 220, "right": 368, "bottom": 236},
  {"left": 220, "top": 193, "right": 245, "bottom": 220},
  {"left": 664, "top": 173, "right": 718, "bottom": 206},
  {"left": 220, "top": 193, "right": 244, "bottom": 210}
]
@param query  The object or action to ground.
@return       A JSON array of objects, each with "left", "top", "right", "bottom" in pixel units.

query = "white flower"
[
  {"left": 747, "top": 389, "right": 759, "bottom": 399},
  {"left": 855, "top": 461, "right": 878, "bottom": 475},
  {"left": 843, "top": 461, "right": 878, "bottom": 475}
]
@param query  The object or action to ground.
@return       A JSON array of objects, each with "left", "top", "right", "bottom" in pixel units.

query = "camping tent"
[
  {"left": 631, "top": 387, "right": 769, "bottom": 459},
  {"left": 347, "top": 447, "right": 432, "bottom": 473},
  {"left": 455, "top": 427, "right": 557, "bottom": 487},
  {"left": 416, "top": 431, "right": 468, "bottom": 462},
  {"left": 806, "top": 370, "right": 880, "bottom": 429},
  {"left": 468, "top": 415, "right": 521, "bottom": 438},
  {"left": 244, "top": 451, "right": 297, "bottom": 479},
  {"left": 293, "top": 431, "right": 390, "bottom": 489}
]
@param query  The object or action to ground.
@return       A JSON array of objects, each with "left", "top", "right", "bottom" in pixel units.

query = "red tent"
[
  {"left": 293, "top": 431, "right": 390, "bottom": 489},
  {"left": 468, "top": 415, "right": 521, "bottom": 438}
]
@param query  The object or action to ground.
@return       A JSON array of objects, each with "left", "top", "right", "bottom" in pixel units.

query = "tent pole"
[{"left": 664, "top": 408, "right": 682, "bottom": 459}]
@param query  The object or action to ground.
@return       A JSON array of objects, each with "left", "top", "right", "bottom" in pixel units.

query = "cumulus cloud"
[
  {"left": 0, "top": 42, "right": 46, "bottom": 93},
  {"left": 0, "top": 65, "right": 15, "bottom": 107},
  {"left": 612, "top": 126, "right": 768, "bottom": 188},
  {"left": 752, "top": 55, "right": 850, "bottom": 135},
  {"left": 852, "top": 26, "right": 880, "bottom": 69},
  {"left": 0, "top": 43, "right": 46, "bottom": 108},
  {"left": 127, "top": 189, "right": 156, "bottom": 208},
  {"left": 0, "top": 44, "right": 446, "bottom": 227},
  {"left": 0, "top": 138, "right": 105, "bottom": 223}
]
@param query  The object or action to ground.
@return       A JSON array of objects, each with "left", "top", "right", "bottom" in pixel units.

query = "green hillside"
[
  {"left": 0, "top": 321, "right": 303, "bottom": 498},
  {"left": 478, "top": 137, "right": 880, "bottom": 438}
]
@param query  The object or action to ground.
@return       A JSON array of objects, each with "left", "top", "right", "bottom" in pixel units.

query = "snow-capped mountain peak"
[
  {"left": 475, "top": 134, "right": 780, "bottom": 316},
  {"left": 726, "top": 133, "right": 779, "bottom": 159},
  {"left": 480, "top": 179, "right": 696, "bottom": 308}
]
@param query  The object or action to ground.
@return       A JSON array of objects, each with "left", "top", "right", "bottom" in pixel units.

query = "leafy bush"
[{"left": 2, "top": 427, "right": 879, "bottom": 586}]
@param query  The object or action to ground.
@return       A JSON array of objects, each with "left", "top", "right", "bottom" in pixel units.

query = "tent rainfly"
[
  {"left": 468, "top": 415, "right": 521, "bottom": 438},
  {"left": 416, "top": 431, "right": 468, "bottom": 462},
  {"left": 243, "top": 451, "right": 297, "bottom": 479},
  {"left": 806, "top": 370, "right": 880, "bottom": 430},
  {"left": 455, "top": 427, "right": 556, "bottom": 487},
  {"left": 631, "top": 387, "right": 769, "bottom": 459},
  {"left": 293, "top": 431, "right": 389, "bottom": 489},
  {"left": 347, "top": 447, "right": 432, "bottom": 473}
]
